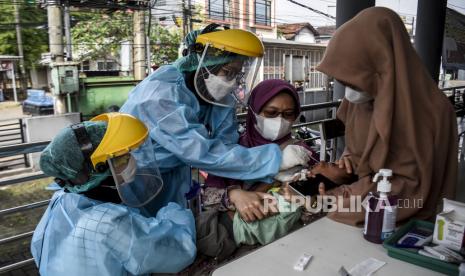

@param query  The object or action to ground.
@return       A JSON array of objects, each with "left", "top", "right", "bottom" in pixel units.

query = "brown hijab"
[{"left": 316, "top": 7, "right": 458, "bottom": 226}]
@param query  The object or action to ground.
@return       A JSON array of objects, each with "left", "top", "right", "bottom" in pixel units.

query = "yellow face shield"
[
  {"left": 194, "top": 44, "right": 262, "bottom": 107},
  {"left": 89, "top": 113, "right": 163, "bottom": 207},
  {"left": 108, "top": 139, "right": 163, "bottom": 207},
  {"left": 193, "top": 29, "right": 264, "bottom": 108},
  {"left": 90, "top": 113, "right": 148, "bottom": 171}
]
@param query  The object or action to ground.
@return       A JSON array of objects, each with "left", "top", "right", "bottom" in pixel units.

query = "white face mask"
[
  {"left": 204, "top": 67, "right": 238, "bottom": 101},
  {"left": 344, "top": 86, "right": 373, "bottom": 104},
  {"left": 120, "top": 155, "right": 137, "bottom": 183},
  {"left": 254, "top": 113, "right": 293, "bottom": 141}
]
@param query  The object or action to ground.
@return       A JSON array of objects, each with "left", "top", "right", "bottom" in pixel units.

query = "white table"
[{"left": 213, "top": 217, "right": 443, "bottom": 275}]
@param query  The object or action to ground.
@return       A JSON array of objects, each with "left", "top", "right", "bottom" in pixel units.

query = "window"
[
  {"left": 255, "top": 0, "right": 271, "bottom": 26},
  {"left": 208, "top": 0, "right": 230, "bottom": 21},
  {"left": 97, "top": 60, "right": 117, "bottom": 71},
  {"left": 81, "top": 60, "right": 90, "bottom": 71},
  {"left": 106, "top": 61, "right": 117, "bottom": 70},
  {"left": 65, "top": 70, "right": 74, "bottom": 77},
  {"left": 97, "top": 61, "right": 106, "bottom": 71},
  {"left": 284, "top": 55, "right": 305, "bottom": 82},
  {"left": 156, "top": 0, "right": 166, "bottom": 6}
]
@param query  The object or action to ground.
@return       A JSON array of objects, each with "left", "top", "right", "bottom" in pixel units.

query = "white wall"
[
  {"left": 25, "top": 113, "right": 81, "bottom": 171},
  {"left": 459, "top": 69, "right": 465, "bottom": 80},
  {"left": 294, "top": 28, "right": 316, "bottom": 43},
  {"left": 315, "top": 36, "right": 331, "bottom": 45},
  {"left": 29, "top": 67, "right": 49, "bottom": 90},
  {"left": 120, "top": 40, "right": 132, "bottom": 73},
  {"left": 256, "top": 29, "right": 278, "bottom": 39}
]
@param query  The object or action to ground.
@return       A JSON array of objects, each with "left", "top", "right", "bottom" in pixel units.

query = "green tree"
[
  {"left": 0, "top": 1, "right": 48, "bottom": 69},
  {"left": 148, "top": 3, "right": 206, "bottom": 66},
  {"left": 71, "top": 10, "right": 133, "bottom": 61},
  {"left": 71, "top": 10, "right": 182, "bottom": 66},
  {"left": 149, "top": 24, "right": 181, "bottom": 66}
]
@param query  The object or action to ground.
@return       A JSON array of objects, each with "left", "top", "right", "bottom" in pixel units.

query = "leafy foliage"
[
  {"left": 149, "top": 24, "right": 182, "bottom": 65},
  {"left": 0, "top": 3, "right": 190, "bottom": 69},
  {"left": 71, "top": 10, "right": 133, "bottom": 61},
  {"left": 0, "top": 2, "right": 49, "bottom": 69},
  {"left": 149, "top": 3, "right": 206, "bottom": 66},
  {"left": 71, "top": 10, "right": 182, "bottom": 66}
]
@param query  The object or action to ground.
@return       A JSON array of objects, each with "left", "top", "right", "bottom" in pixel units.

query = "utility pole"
[
  {"left": 47, "top": 1, "right": 64, "bottom": 63},
  {"left": 146, "top": 4, "right": 152, "bottom": 74},
  {"left": 182, "top": 0, "right": 187, "bottom": 38},
  {"left": 64, "top": 4, "right": 73, "bottom": 61},
  {"left": 14, "top": 0, "right": 27, "bottom": 96},
  {"left": 411, "top": 16, "right": 415, "bottom": 37},
  {"left": 133, "top": 9, "right": 146, "bottom": 80},
  {"left": 146, "top": 35, "right": 151, "bottom": 75},
  {"left": 187, "top": 0, "right": 193, "bottom": 33},
  {"left": 47, "top": 0, "right": 66, "bottom": 113}
]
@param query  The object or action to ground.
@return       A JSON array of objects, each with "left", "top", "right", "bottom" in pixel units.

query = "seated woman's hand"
[
  {"left": 228, "top": 189, "right": 279, "bottom": 222},
  {"left": 335, "top": 155, "right": 355, "bottom": 174}
]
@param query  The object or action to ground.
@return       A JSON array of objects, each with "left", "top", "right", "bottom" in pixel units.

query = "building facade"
[
  {"left": 205, "top": 0, "right": 277, "bottom": 38},
  {"left": 277, "top": 23, "right": 319, "bottom": 44},
  {"left": 152, "top": 0, "right": 328, "bottom": 89},
  {"left": 261, "top": 38, "right": 327, "bottom": 89},
  {"left": 153, "top": 0, "right": 277, "bottom": 38}
]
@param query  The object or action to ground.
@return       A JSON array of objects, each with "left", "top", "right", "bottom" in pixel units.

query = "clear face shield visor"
[
  {"left": 194, "top": 44, "right": 262, "bottom": 107},
  {"left": 107, "top": 139, "right": 163, "bottom": 208}
]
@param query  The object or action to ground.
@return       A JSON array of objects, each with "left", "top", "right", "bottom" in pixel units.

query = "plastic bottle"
[{"left": 363, "top": 169, "right": 398, "bottom": 244}]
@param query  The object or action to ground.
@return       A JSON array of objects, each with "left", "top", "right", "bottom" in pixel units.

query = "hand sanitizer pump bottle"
[{"left": 363, "top": 169, "right": 398, "bottom": 244}]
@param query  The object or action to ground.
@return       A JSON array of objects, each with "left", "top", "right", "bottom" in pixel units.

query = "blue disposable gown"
[
  {"left": 31, "top": 190, "right": 196, "bottom": 276},
  {"left": 120, "top": 65, "right": 282, "bottom": 211}
]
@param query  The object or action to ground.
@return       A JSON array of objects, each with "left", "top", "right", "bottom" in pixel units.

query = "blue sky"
[{"left": 275, "top": 0, "right": 465, "bottom": 27}]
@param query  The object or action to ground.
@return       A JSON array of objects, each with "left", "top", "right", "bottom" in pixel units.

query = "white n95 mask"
[
  {"left": 254, "top": 113, "right": 293, "bottom": 141},
  {"left": 204, "top": 67, "right": 238, "bottom": 101},
  {"left": 345, "top": 86, "right": 373, "bottom": 104},
  {"left": 120, "top": 154, "right": 137, "bottom": 183}
]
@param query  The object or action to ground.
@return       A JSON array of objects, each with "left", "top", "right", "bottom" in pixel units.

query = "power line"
[
  {"left": 197, "top": 0, "right": 328, "bottom": 24},
  {"left": 193, "top": 0, "right": 325, "bottom": 21},
  {"left": 0, "top": 0, "right": 150, "bottom": 11},
  {"left": 0, "top": 42, "right": 181, "bottom": 46},
  {"left": 286, "top": 0, "right": 334, "bottom": 20},
  {"left": 0, "top": 0, "right": 325, "bottom": 26},
  {"left": 0, "top": 0, "right": 333, "bottom": 31}
]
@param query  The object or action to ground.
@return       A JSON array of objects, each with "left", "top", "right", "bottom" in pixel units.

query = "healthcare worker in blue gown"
[
  {"left": 120, "top": 24, "right": 312, "bottom": 212},
  {"left": 31, "top": 113, "right": 196, "bottom": 275}
]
